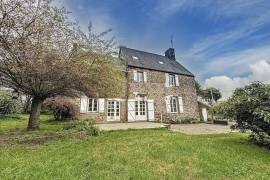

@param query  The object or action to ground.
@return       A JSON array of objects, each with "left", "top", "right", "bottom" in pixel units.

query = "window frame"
[
  {"left": 168, "top": 74, "right": 176, "bottom": 86},
  {"left": 137, "top": 71, "right": 144, "bottom": 82},
  {"left": 87, "top": 98, "right": 98, "bottom": 112},
  {"left": 166, "top": 96, "right": 179, "bottom": 113}
]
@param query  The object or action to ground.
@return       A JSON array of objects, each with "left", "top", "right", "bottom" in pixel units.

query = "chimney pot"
[{"left": 165, "top": 48, "right": 176, "bottom": 60}]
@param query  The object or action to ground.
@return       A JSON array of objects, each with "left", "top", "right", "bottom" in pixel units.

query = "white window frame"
[
  {"left": 137, "top": 71, "right": 144, "bottom": 82},
  {"left": 168, "top": 74, "right": 176, "bottom": 86},
  {"left": 107, "top": 100, "right": 120, "bottom": 121},
  {"left": 87, "top": 98, "right": 98, "bottom": 112},
  {"left": 166, "top": 96, "right": 179, "bottom": 113}
]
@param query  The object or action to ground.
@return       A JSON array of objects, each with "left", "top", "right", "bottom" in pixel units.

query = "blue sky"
[{"left": 57, "top": 0, "right": 270, "bottom": 98}]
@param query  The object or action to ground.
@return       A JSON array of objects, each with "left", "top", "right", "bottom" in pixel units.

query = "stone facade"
[
  {"left": 78, "top": 66, "right": 200, "bottom": 123},
  {"left": 127, "top": 67, "right": 200, "bottom": 122}
]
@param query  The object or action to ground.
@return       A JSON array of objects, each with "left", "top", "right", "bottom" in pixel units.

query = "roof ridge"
[{"left": 121, "top": 47, "right": 165, "bottom": 58}]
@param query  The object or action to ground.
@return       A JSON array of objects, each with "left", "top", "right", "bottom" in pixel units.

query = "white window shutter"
[
  {"left": 147, "top": 100, "right": 155, "bottom": 121},
  {"left": 178, "top": 96, "right": 184, "bottom": 113},
  {"left": 165, "top": 73, "right": 169, "bottom": 87},
  {"left": 128, "top": 100, "right": 136, "bottom": 121},
  {"left": 133, "top": 70, "right": 138, "bottom": 82},
  {"left": 80, "top": 96, "right": 88, "bottom": 113},
  {"left": 98, "top": 98, "right": 105, "bottom": 112},
  {"left": 165, "top": 96, "right": 171, "bottom": 113},
  {"left": 175, "top": 75, "right": 179, "bottom": 86},
  {"left": 143, "top": 72, "right": 147, "bottom": 82}
]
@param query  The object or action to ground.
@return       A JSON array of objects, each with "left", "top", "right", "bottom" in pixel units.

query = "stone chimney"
[{"left": 165, "top": 48, "right": 176, "bottom": 60}]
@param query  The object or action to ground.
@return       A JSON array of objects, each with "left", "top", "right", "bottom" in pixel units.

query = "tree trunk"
[{"left": 27, "top": 97, "right": 43, "bottom": 131}]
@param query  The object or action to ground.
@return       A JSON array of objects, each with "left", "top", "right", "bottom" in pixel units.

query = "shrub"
[
  {"left": 75, "top": 121, "right": 100, "bottom": 136},
  {"left": 0, "top": 90, "right": 22, "bottom": 115},
  {"left": 44, "top": 97, "right": 79, "bottom": 120},
  {"left": 226, "top": 82, "right": 270, "bottom": 148},
  {"left": 170, "top": 116, "right": 196, "bottom": 124}
]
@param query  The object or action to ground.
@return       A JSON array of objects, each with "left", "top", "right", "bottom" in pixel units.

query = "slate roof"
[{"left": 119, "top": 47, "right": 194, "bottom": 77}]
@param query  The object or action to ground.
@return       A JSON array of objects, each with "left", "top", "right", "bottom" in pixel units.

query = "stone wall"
[
  {"left": 127, "top": 67, "right": 200, "bottom": 122},
  {"left": 77, "top": 66, "right": 200, "bottom": 123},
  {"left": 76, "top": 70, "right": 128, "bottom": 123}
]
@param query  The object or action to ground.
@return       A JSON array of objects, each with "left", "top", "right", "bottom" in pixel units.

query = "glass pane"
[
  {"left": 88, "top": 99, "right": 93, "bottom": 111},
  {"left": 135, "top": 101, "right": 138, "bottom": 115}
]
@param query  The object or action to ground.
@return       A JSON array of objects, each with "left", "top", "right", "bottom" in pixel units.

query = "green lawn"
[{"left": 1, "top": 115, "right": 270, "bottom": 179}]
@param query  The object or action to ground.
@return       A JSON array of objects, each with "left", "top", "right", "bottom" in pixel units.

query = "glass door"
[{"left": 107, "top": 100, "right": 120, "bottom": 121}]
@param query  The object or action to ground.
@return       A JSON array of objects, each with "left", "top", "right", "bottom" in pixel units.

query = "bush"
[
  {"left": 170, "top": 116, "right": 196, "bottom": 124},
  {"left": 75, "top": 121, "right": 100, "bottom": 136},
  {"left": 226, "top": 82, "right": 270, "bottom": 148},
  {"left": 44, "top": 97, "right": 79, "bottom": 120},
  {"left": 0, "top": 90, "right": 22, "bottom": 115}
]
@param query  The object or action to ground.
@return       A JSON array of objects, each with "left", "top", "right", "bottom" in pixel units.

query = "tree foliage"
[
  {"left": 194, "top": 81, "right": 222, "bottom": 102},
  {"left": 226, "top": 82, "right": 270, "bottom": 148},
  {"left": 0, "top": 90, "right": 22, "bottom": 115},
  {"left": 202, "top": 87, "right": 222, "bottom": 102},
  {"left": 0, "top": 0, "right": 123, "bottom": 130},
  {"left": 195, "top": 80, "right": 204, "bottom": 96}
]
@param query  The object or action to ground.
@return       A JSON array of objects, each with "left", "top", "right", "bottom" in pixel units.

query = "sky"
[{"left": 56, "top": 0, "right": 270, "bottom": 99}]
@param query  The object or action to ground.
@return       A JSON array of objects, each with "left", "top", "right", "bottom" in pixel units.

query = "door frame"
[
  {"left": 135, "top": 100, "right": 147, "bottom": 121},
  {"left": 107, "top": 100, "right": 120, "bottom": 121}
]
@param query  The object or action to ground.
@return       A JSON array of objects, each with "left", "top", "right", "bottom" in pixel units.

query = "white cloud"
[{"left": 204, "top": 60, "right": 270, "bottom": 99}]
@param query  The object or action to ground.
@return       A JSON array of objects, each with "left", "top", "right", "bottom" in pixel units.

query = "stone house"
[{"left": 79, "top": 47, "right": 200, "bottom": 123}]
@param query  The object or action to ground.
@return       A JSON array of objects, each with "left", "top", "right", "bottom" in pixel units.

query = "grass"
[{"left": 1, "top": 115, "right": 270, "bottom": 179}]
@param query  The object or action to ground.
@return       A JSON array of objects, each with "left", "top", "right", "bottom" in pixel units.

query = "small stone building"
[{"left": 79, "top": 47, "right": 200, "bottom": 123}]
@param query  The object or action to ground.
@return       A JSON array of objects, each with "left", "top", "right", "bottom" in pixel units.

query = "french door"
[
  {"left": 135, "top": 100, "right": 147, "bottom": 121},
  {"left": 107, "top": 100, "right": 120, "bottom": 121}
]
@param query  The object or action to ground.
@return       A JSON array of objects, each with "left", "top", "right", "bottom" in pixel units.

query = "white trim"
[
  {"left": 133, "top": 70, "right": 138, "bottom": 81},
  {"left": 128, "top": 99, "right": 136, "bottom": 122},
  {"left": 107, "top": 100, "right": 120, "bottom": 121},
  {"left": 143, "top": 71, "right": 147, "bottom": 82},
  {"left": 98, "top": 98, "right": 105, "bottom": 113},
  {"left": 178, "top": 96, "right": 184, "bottom": 113},
  {"left": 175, "top": 75, "right": 179, "bottom": 86},
  {"left": 165, "top": 73, "right": 169, "bottom": 87},
  {"left": 147, "top": 100, "right": 155, "bottom": 121},
  {"left": 87, "top": 98, "right": 99, "bottom": 112},
  {"left": 80, "top": 96, "right": 88, "bottom": 113}
]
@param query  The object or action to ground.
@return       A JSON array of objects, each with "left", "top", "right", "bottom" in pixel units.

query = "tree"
[
  {"left": 0, "top": 0, "right": 123, "bottom": 130},
  {"left": 203, "top": 87, "right": 222, "bottom": 102},
  {"left": 226, "top": 82, "right": 270, "bottom": 148},
  {"left": 195, "top": 80, "right": 204, "bottom": 96}
]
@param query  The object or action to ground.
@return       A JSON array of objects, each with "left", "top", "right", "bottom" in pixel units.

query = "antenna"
[{"left": 170, "top": 35, "right": 174, "bottom": 48}]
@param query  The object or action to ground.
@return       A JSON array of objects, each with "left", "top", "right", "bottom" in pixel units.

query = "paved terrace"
[{"left": 97, "top": 122, "right": 234, "bottom": 134}]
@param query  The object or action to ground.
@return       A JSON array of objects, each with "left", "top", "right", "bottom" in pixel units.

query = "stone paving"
[
  {"left": 170, "top": 123, "right": 233, "bottom": 135},
  {"left": 97, "top": 121, "right": 234, "bottom": 135},
  {"left": 97, "top": 122, "right": 167, "bottom": 131}
]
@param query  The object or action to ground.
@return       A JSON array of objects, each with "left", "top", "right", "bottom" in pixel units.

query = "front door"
[
  {"left": 107, "top": 100, "right": 120, "bottom": 121},
  {"left": 135, "top": 100, "right": 147, "bottom": 121}
]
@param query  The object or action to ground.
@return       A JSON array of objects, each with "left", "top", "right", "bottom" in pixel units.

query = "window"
[
  {"left": 107, "top": 100, "right": 120, "bottom": 121},
  {"left": 170, "top": 96, "right": 178, "bottom": 113},
  {"left": 137, "top": 71, "right": 143, "bottom": 82},
  {"left": 169, "top": 74, "right": 176, "bottom": 86},
  {"left": 166, "top": 96, "right": 178, "bottom": 113},
  {"left": 88, "top": 98, "right": 98, "bottom": 112},
  {"left": 135, "top": 100, "right": 146, "bottom": 116}
]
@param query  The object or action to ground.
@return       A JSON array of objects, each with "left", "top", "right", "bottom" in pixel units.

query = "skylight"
[
  {"left": 158, "top": 61, "right": 164, "bottom": 64},
  {"left": 132, "top": 56, "right": 139, "bottom": 60}
]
